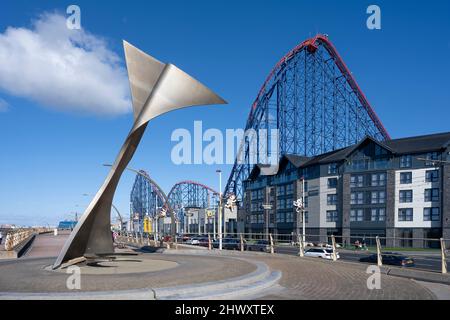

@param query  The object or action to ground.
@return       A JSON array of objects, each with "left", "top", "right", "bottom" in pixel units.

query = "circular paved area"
[
  {"left": 47, "top": 259, "right": 178, "bottom": 275},
  {"left": 0, "top": 248, "right": 438, "bottom": 299},
  {"left": 0, "top": 253, "right": 255, "bottom": 293}
]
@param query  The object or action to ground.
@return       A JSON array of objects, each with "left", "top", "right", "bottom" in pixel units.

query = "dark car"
[
  {"left": 212, "top": 238, "right": 246, "bottom": 250},
  {"left": 359, "top": 252, "right": 415, "bottom": 267},
  {"left": 248, "top": 240, "right": 272, "bottom": 253}
]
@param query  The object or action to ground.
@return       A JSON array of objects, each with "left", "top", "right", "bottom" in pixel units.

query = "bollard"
[
  {"left": 240, "top": 233, "right": 244, "bottom": 252},
  {"left": 440, "top": 238, "right": 447, "bottom": 274},
  {"left": 208, "top": 234, "right": 212, "bottom": 251},
  {"left": 376, "top": 236, "right": 383, "bottom": 267},
  {"left": 331, "top": 235, "right": 337, "bottom": 261},
  {"left": 269, "top": 233, "right": 274, "bottom": 254},
  {"left": 298, "top": 234, "right": 304, "bottom": 257},
  {"left": 54, "top": 228, "right": 58, "bottom": 236}
]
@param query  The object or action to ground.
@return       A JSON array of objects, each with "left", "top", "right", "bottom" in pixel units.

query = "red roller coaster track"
[{"left": 248, "top": 34, "right": 390, "bottom": 140}]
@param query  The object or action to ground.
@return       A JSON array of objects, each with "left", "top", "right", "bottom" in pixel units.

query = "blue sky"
[{"left": 0, "top": 0, "right": 449, "bottom": 226}]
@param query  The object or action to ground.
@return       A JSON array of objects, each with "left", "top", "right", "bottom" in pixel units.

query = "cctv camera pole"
[{"left": 216, "top": 169, "right": 223, "bottom": 250}]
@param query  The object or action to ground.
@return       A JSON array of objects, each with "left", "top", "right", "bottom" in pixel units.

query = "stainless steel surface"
[{"left": 53, "top": 41, "right": 226, "bottom": 268}]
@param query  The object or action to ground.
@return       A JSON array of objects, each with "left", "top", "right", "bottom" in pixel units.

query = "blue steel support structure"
[{"left": 224, "top": 34, "right": 390, "bottom": 203}]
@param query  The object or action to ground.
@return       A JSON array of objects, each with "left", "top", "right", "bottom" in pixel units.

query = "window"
[
  {"left": 424, "top": 188, "right": 439, "bottom": 202},
  {"left": 304, "top": 181, "right": 308, "bottom": 192},
  {"left": 328, "top": 163, "right": 338, "bottom": 174},
  {"left": 275, "top": 212, "right": 284, "bottom": 223},
  {"left": 250, "top": 215, "right": 257, "bottom": 224},
  {"left": 257, "top": 189, "right": 264, "bottom": 199},
  {"left": 251, "top": 203, "right": 259, "bottom": 212},
  {"left": 350, "top": 175, "right": 364, "bottom": 188},
  {"left": 399, "top": 190, "right": 413, "bottom": 203},
  {"left": 423, "top": 207, "right": 440, "bottom": 221},
  {"left": 400, "top": 155, "right": 412, "bottom": 168},
  {"left": 257, "top": 214, "right": 264, "bottom": 224},
  {"left": 371, "top": 191, "right": 385, "bottom": 204},
  {"left": 328, "top": 178, "right": 338, "bottom": 189},
  {"left": 400, "top": 172, "right": 412, "bottom": 184},
  {"left": 326, "top": 210, "right": 339, "bottom": 222},
  {"left": 276, "top": 199, "right": 286, "bottom": 210},
  {"left": 425, "top": 170, "right": 439, "bottom": 183},
  {"left": 371, "top": 173, "right": 386, "bottom": 187},
  {"left": 425, "top": 152, "right": 439, "bottom": 166},
  {"left": 350, "top": 209, "right": 364, "bottom": 222},
  {"left": 398, "top": 208, "right": 413, "bottom": 221},
  {"left": 286, "top": 184, "right": 294, "bottom": 195},
  {"left": 276, "top": 186, "right": 285, "bottom": 196},
  {"left": 286, "top": 197, "right": 293, "bottom": 209},
  {"left": 351, "top": 192, "right": 364, "bottom": 205},
  {"left": 327, "top": 194, "right": 338, "bottom": 206},
  {"left": 251, "top": 190, "right": 258, "bottom": 199},
  {"left": 371, "top": 208, "right": 386, "bottom": 222},
  {"left": 304, "top": 196, "right": 309, "bottom": 208},
  {"left": 286, "top": 212, "right": 294, "bottom": 223}
]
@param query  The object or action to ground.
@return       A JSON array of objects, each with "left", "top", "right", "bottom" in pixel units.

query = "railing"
[{"left": 113, "top": 230, "right": 449, "bottom": 274}]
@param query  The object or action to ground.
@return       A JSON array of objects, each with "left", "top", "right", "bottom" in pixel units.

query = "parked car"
[
  {"left": 186, "top": 236, "right": 202, "bottom": 245},
  {"left": 223, "top": 238, "right": 246, "bottom": 250},
  {"left": 304, "top": 248, "right": 340, "bottom": 260},
  {"left": 359, "top": 253, "right": 415, "bottom": 267},
  {"left": 197, "top": 236, "right": 210, "bottom": 247},
  {"left": 212, "top": 238, "right": 246, "bottom": 250},
  {"left": 248, "top": 240, "right": 272, "bottom": 253}
]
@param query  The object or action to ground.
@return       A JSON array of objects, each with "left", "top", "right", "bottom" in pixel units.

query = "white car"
[
  {"left": 304, "top": 248, "right": 340, "bottom": 260},
  {"left": 186, "top": 237, "right": 200, "bottom": 245}
]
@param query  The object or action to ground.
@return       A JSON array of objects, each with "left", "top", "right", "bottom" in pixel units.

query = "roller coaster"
[
  {"left": 224, "top": 34, "right": 389, "bottom": 202},
  {"left": 130, "top": 34, "right": 390, "bottom": 224}
]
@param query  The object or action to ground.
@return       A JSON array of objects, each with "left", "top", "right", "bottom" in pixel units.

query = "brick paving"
[
  {"left": 240, "top": 253, "right": 436, "bottom": 300},
  {"left": 0, "top": 253, "right": 256, "bottom": 293},
  {"left": 0, "top": 235, "right": 439, "bottom": 299}
]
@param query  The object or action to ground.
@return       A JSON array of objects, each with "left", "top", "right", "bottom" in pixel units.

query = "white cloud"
[
  {"left": 0, "top": 13, "right": 131, "bottom": 115},
  {"left": 0, "top": 98, "right": 8, "bottom": 112}
]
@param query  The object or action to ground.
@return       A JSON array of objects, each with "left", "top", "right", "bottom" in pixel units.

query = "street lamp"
[
  {"left": 293, "top": 178, "right": 306, "bottom": 243},
  {"left": 103, "top": 164, "right": 176, "bottom": 241},
  {"left": 262, "top": 203, "right": 273, "bottom": 239},
  {"left": 216, "top": 169, "right": 223, "bottom": 250}
]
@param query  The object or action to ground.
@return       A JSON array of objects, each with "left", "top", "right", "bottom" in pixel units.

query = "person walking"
[{"left": 0, "top": 231, "right": 3, "bottom": 245}]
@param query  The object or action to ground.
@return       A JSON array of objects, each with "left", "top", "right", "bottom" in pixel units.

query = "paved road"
[
  {"left": 274, "top": 245, "right": 444, "bottom": 272},
  {"left": 24, "top": 230, "right": 70, "bottom": 258}
]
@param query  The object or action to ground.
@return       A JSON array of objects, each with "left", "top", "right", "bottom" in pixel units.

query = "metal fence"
[{"left": 114, "top": 231, "right": 449, "bottom": 274}]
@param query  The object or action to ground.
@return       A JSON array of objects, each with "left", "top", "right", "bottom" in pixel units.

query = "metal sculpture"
[
  {"left": 53, "top": 41, "right": 226, "bottom": 268},
  {"left": 224, "top": 34, "right": 390, "bottom": 202}
]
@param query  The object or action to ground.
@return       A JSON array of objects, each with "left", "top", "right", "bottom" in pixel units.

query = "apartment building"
[{"left": 239, "top": 132, "right": 450, "bottom": 247}]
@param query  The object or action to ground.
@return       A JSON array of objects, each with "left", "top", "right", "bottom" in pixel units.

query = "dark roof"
[
  {"left": 282, "top": 154, "right": 311, "bottom": 168},
  {"left": 247, "top": 132, "right": 450, "bottom": 180},
  {"left": 383, "top": 131, "right": 450, "bottom": 154},
  {"left": 301, "top": 146, "right": 350, "bottom": 166},
  {"left": 296, "top": 132, "right": 450, "bottom": 168}
]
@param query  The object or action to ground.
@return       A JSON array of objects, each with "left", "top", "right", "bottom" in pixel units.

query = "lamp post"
[
  {"left": 262, "top": 203, "right": 273, "bottom": 239},
  {"left": 216, "top": 169, "right": 223, "bottom": 250},
  {"left": 293, "top": 178, "right": 306, "bottom": 243},
  {"left": 103, "top": 164, "right": 176, "bottom": 241}
]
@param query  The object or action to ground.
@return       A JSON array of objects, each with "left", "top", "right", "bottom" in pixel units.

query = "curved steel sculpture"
[
  {"left": 53, "top": 41, "right": 226, "bottom": 268},
  {"left": 224, "top": 34, "right": 390, "bottom": 201}
]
